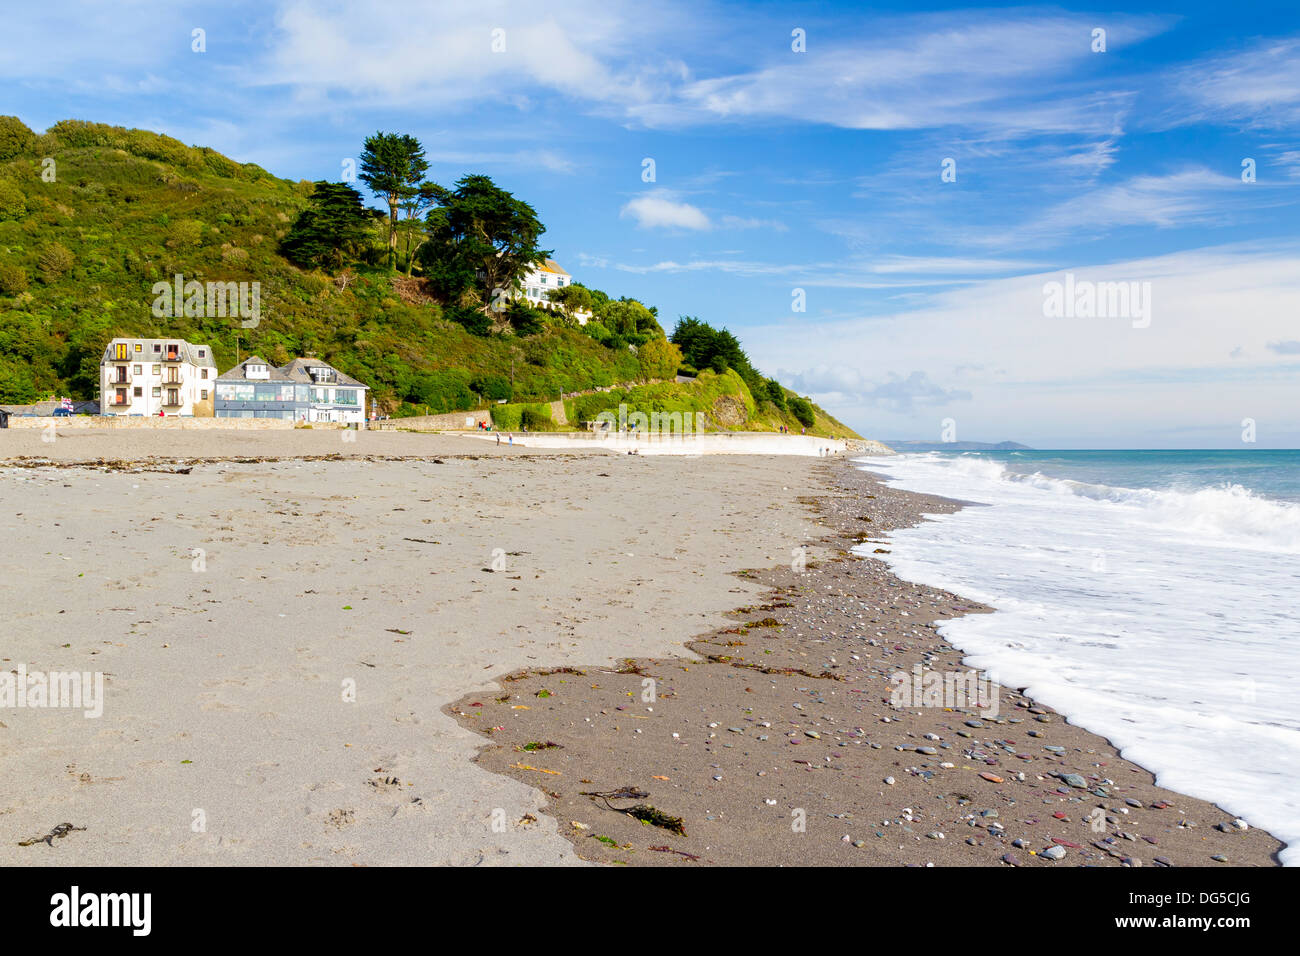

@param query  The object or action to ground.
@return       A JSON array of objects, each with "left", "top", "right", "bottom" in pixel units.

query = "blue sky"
[{"left": 4, "top": 0, "right": 1300, "bottom": 446}]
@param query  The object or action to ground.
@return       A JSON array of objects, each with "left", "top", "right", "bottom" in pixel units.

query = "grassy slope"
[{"left": 0, "top": 119, "right": 859, "bottom": 438}]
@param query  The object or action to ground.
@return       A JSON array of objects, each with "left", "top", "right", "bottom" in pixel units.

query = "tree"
[
  {"left": 399, "top": 181, "right": 439, "bottom": 276},
  {"left": 671, "top": 316, "right": 751, "bottom": 375},
  {"left": 280, "top": 181, "right": 371, "bottom": 272},
  {"left": 597, "top": 298, "right": 661, "bottom": 339},
  {"left": 417, "top": 174, "right": 550, "bottom": 310},
  {"left": 547, "top": 283, "right": 593, "bottom": 324},
  {"left": 358, "top": 132, "right": 429, "bottom": 269},
  {"left": 0, "top": 116, "right": 35, "bottom": 161}
]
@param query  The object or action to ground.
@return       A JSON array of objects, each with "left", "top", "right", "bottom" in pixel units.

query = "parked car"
[{"left": 52, "top": 407, "right": 73, "bottom": 417}]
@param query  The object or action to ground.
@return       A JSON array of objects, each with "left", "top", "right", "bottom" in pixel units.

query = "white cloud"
[
  {"left": 744, "top": 242, "right": 1300, "bottom": 445},
  {"left": 619, "top": 193, "right": 711, "bottom": 231}
]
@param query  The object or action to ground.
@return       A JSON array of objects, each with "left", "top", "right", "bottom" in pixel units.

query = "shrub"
[
  {"left": 0, "top": 178, "right": 25, "bottom": 220},
  {"left": 520, "top": 405, "right": 551, "bottom": 430},
  {"left": 471, "top": 374, "right": 511, "bottom": 401},
  {"left": 37, "top": 242, "right": 74, "bottom": 281},
  {"left": 788, "top": 395, "right": 815, "bottom": 428},
  {"left": 0, "top": 263, "right": 28, "bottom": 295}
]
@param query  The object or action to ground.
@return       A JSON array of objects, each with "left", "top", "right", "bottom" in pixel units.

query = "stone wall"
[{"left": 4, "top": 416, "right": 307, "bottom": 430}]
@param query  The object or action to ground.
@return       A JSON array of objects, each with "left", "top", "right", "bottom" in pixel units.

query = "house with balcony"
[
  {"left": 215, "top": 356, "right": 369, "bottom": 423},
  {"left": 100, "top": 338, "right": 217, "bottom": 416}
]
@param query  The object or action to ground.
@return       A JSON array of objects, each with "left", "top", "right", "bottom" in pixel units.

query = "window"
[
  {"left": 201, "top": 368, "right": 208, "bottom": 379},
  {"left": 134, "top": 343, "right": 142, "bottom": 353},
  {"left": 201, "top": 390, "right": 208, "bottom": 400},
  {"left": 115, "top": 343, "right": 129, "bottom": 360},
  {"left": 152, "top": 387, "right": 161, "bottom": 397},
  {"left": 541, "top": 276, "right": 548, "bottom": 284},
  {"left": 133, "top": 365, "right": 142, "bottom": 375},
  {"left": 152, "top": 344, "right": 161, "bottom": 353},
  {"left": 133, "top": 387, "right": 142, "bottom": 397},
  {"left": 115, "top": 388, "right": 127, "bottom": 405},
  {"left": 152, "top": 365, "right": 161, "bottom": 375},
  {"left": 198, "top": 349, "right": 205, "bottom": 358}
]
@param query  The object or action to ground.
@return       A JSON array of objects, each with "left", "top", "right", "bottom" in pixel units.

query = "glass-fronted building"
[{"left": 215, "top": 356, "right": 369, "bottom": 423}]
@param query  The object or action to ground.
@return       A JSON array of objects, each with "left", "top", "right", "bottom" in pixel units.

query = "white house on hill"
[{"left": 517, "top": 259, "right": 593, "bottom": 325}]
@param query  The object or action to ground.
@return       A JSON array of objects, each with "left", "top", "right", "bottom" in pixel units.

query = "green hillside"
[{"left": 0, "top": 117, "right": 859, "bottom": 438}]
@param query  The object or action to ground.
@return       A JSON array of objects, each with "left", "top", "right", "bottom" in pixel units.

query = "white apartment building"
[{"left": 101, "top": 338, "right": 217, "bottom": 416}]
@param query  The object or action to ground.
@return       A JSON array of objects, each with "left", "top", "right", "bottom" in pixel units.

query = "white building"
[
  {"left": 516, "top": 259, "right": 593, "bottom": 325},
  {"left": 101, "top": 338, "right": 217, "bottom": 416}
]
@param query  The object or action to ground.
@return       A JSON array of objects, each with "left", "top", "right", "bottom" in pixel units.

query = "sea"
[{"left": 852, "top": 449, "right": 1300, "bottom": 865}]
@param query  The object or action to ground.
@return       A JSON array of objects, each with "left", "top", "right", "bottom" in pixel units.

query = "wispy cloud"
[{"left": 1162, "top": 37, "right": 1300, "bottom": 129}]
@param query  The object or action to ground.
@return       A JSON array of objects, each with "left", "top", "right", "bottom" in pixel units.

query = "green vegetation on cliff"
[{"left": 0, "top": 117, "right": 857, "bottom": 437}]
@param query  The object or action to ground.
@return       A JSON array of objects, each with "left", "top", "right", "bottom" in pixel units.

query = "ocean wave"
[{"left": 865, "top": 452, "right": 1300, "bottom": 552}]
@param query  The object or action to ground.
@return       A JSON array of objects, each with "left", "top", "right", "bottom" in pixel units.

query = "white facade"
[
  {"left": 516, "top": 259, "right": 593, "bottom": 325},
  {"left": 101, "top": 338, "right": 216, "bottom": 416}
]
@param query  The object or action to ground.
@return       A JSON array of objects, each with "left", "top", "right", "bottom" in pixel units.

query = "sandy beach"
[
  {"left": 0, "top": 428, "right": 826, "bottom": 865},
  {"left": 0, "top": 428, "right": 1283, "bottom": 866}
]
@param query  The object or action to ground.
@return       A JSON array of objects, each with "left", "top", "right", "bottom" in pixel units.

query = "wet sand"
[{"left": 447, "top": 460, "right": 1284, "bottom": 866}]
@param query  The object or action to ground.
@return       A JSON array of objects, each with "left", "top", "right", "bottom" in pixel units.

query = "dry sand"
[{"left": 0, "top": 428, "right": 827, "bottom": 865}]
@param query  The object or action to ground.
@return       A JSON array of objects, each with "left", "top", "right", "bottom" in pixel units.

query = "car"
[{"left": 52, "top": 407, "right": 73, "bottom": 417}]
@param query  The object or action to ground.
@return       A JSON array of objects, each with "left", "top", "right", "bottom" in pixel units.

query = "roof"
[
  {"left": 217, "top": 356, "right": 367, "bottom": 388},
  {"left": 537, "top": 259, "right": 569, "bottom": 276},
  {"left": 102, "top": 337, "right": 216, "bottom": 367}
]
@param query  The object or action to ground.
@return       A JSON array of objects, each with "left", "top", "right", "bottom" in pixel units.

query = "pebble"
[
  {"left": 1125, "top": 798, "right": 1143, "bottom": 808},
  {"left": 916, "top": 746, "right": 938, "bottom": 755},
  {"left": 1211, "top": 854, "right": 1228, "bottom": 863},
  {"left": 805, "top": 731, "right": 821, "bottom": 739},
  {"left": 1001, "top": 853, "right": 1019, "bottom": 866},
  {"left": 1060, "top": 773, "right": 1087, "bottom": 788},
  {"left": 1041, "top": 845, "right": 1067, "bottom": 861},
  {"left": 884, "top": 776, "right": 896, "bottom": 786}
]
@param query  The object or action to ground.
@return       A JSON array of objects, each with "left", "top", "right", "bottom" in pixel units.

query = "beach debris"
[
  {"left": 517, "top": 741, "right": 562, "bottom": 752},
  {"left": 509, "top": 763, "right": 561, "bottom": 775},
  {"left": 17, "top": 823, "right": 85, "bottom": 847},
  {"left": 649, "top": 845, "right": 701, "bottom": 861},
  {"left": 580, "top": 786, "right": 687, "bottom": 836}
]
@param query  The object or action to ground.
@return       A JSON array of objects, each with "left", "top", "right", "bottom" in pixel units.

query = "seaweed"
[{"left": 580, "top": 787, "right": 687, "bottom": 836}]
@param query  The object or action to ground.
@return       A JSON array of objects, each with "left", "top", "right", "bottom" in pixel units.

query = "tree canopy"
[
  {"left": 417, "top": 174, "right": 550, "bottom": 310},
  {"left": 280, "top": 182, "right": 372, "bottom": 272},
  {"left": 358, "top": 132, "right": 429, "bottom": 269}
]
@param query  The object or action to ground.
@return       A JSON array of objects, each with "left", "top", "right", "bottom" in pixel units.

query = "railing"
[{"left": 162, "top": 392, "right": 183, "bottom": 407}]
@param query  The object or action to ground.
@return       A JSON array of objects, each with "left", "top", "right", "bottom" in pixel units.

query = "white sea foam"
[{"left": 854, "top": 453, "right": 1300, "bottom": 865}]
